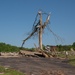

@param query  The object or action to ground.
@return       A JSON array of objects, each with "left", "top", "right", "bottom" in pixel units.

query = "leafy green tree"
[
  {"left": 57, "top": 45, "right": 63, "bottom": 51},
  {"left": 72, "top": 42, "right": 75, "bottom": 50},
  {"left": 0, "top": 42, "right": 20, "bottom": 52},
  {"left": 42, "top": 44, "right": 45, "bottom": 50},
  {"left": 56, "top": 45, "right": 71, "bottom": 51}
]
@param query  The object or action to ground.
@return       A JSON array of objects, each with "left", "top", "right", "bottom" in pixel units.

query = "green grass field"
[
  {"left": 0, "top": 66, "right": 25, "bottom": 75},
  {"left": 57, "top": 52, "right": 75, "bottom": 66},
  {"left": 68, "top": 55, "right": 75, "bottom": 66}
]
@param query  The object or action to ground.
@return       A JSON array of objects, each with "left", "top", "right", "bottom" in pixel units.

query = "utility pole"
[
  {"left": 38, "top": 11, "right": 43, "bottom": 50},
  {"left": 21, "top": 11, "right": 50, "bottom": 51}
]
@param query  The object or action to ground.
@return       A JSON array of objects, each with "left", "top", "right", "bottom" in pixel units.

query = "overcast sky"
[{"left": 0, "top": 0, "right": 75, "bottom": 48}]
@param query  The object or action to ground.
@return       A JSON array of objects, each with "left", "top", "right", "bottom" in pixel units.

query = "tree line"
[
  {"left": 0, "top": 42, "right": 35, "bottom": 52},
  {"left": 0, "top": 42, "right": 75, "bottom": 52},
  {"left": 0, "top": 42, "right": 20, "bottom": 52},
  {"left": 57, "top": 42, "right": 75, "bottom": 51}
]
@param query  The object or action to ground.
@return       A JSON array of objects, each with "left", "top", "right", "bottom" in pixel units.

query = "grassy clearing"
[
  {"left": 57, "top": 52, "right": 75, "bottom": 66},
  {"left": 68, "top": 59, "right": 75, "bottom": 66},
  {"left": 0, "top": 66, "right": 25, "bottom": 75},
  {"left": 68, "top": 55, "right": 75, "bottom": 66}
]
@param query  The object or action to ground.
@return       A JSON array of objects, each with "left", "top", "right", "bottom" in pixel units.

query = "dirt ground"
[{"left": 0, "top": 57, "right": 75, "bottom": 75}]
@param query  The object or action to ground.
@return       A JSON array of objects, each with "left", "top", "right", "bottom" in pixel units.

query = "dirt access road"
[{"left": 0, "top": 57, "right": 75, "bottom": 75}]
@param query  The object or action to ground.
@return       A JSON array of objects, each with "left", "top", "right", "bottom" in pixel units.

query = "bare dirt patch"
[{"left": 0, "top": 57, "right": 75, "bottom": 75}]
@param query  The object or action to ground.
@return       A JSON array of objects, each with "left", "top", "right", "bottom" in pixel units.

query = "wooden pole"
[{"left": 38, "top": 11, "right": 43, "bottom": 50}]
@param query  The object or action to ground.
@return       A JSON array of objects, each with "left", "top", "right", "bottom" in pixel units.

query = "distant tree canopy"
[
  {"left": 0, "top": 42, "right": 75, "bottom": 52},
  {"left": 57, "top": 45, "right": 72, "bottom": 51},
  {"left": 0, "top": 42, "right": 35, "bottom": 52},
  {"left": 0, "top": 42, "right": 20, "bottom": 52},
  {"left": 72, "top": 42, "right": 75, "bottom": 50},
  {"left": 57, "top": 42, "right": 75, "bottom": 51}
]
